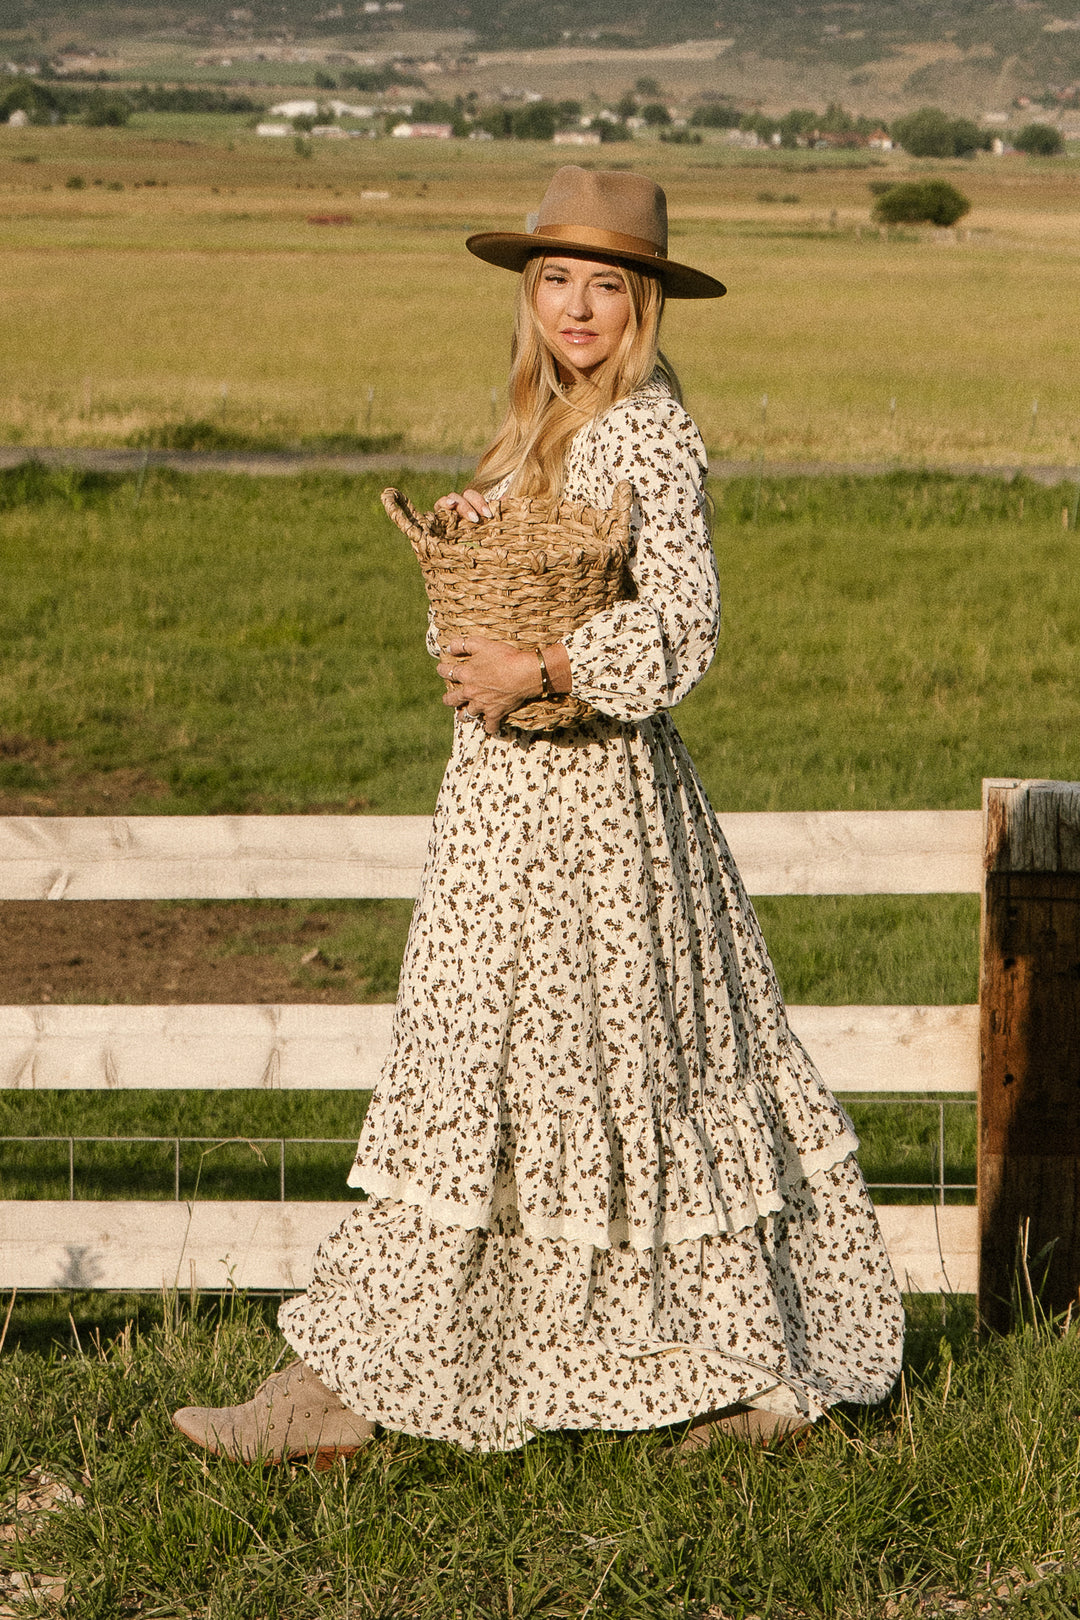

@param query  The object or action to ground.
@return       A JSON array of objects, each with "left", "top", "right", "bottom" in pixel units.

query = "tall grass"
[{"left": 3, "top": 1290, "right": 1080, "bottom": 1617}]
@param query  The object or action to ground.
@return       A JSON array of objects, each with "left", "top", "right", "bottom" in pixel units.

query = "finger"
[{"left": 461, "top": 488, "right": 493, "bottom": 520}]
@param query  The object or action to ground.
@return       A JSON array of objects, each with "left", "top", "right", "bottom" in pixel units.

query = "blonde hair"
[{"left": 475, "top": 255, "right": 682, "bottom": 500}]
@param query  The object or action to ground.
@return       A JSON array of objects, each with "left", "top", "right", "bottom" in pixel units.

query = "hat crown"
[{"left": 535, "top": 166, "right": 668, "bottom": 258}]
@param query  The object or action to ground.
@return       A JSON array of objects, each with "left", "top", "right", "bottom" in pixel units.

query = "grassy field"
[
  {"left": 1, "top": 119, "right": 1079, "bottom": 463},
  {"left": 4, "top": 1291, "right": 1080, "bottom": 1618}
]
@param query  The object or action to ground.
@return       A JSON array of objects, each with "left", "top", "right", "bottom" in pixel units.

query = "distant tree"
[
  {"left": 689, "top": 101, "right": 739, "bottom": 129},
  {"left": 740, "top": 111, "right": 779, "bottom": 142},
  {"left": 0, "top": 78, "right": 62, "bottom": 124},
  {"left": 476, "top": 106, "right": 513, "bottom": 138},
  {"left": 340, "top": 66, "right": 423, "bottom": 92},
  {"left": 410, "top": 97, "right": 468, "bottom": 135},
  {"left": 598, "top": 119, "right": 631, "bottom": 142},
  {"left": 83, "top": 90, "right": 131, "bottom": 126},
  {"left": 615, "top": 92, "right": 638, "bottom": 120},
  {"left": 511, "top": 101, "right": 558, "bottom": 141},
  {"left": 777, "top": 106, "right": 818, "bottom": 146},
  {"left": 1013, "top": 121, "right": 1065, "bottom": 155},
  {"left": 635, "top": 75, "right": 660, "bottom": 97},
  {"left": 640, "top": 101, "right": 671, "bottom": 126},
  {"left": 555, "top": 98, "right": 582, "bottom": 127},
  {"left": 891, "top": 106, "right": 986, "bottom": 157},
  {"left": 314, "top": 70, "right": 336, "bottom": 89},
  {"left": 873, "top": 179, "right": 971, "bottom": 226}
]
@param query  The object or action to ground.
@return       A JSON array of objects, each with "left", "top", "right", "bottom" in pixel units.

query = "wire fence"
[{"left": 0, "top": 1098, "right": 978, "bottom": 1205}]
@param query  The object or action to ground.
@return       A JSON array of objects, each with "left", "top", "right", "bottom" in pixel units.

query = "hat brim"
[{"left": 465, "top": 231, "right": 726, "bottom": 300}]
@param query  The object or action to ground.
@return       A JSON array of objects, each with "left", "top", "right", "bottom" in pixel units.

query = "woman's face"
[{"left": 533, "top": 256, "right": 633, "bottom": 382}]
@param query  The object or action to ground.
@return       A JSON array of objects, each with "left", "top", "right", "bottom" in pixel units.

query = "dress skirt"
[{"left": 278, "top": 710, "right": 904, "bottom": 1451}]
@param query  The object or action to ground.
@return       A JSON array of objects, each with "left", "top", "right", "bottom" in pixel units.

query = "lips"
[{"left": 561, "top": 329, "right": 597, "bottom": 343}]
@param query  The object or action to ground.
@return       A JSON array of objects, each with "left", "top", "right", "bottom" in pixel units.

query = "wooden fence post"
[{"left": 979, "top": 778, "right": 1080, "bottom": 1332}]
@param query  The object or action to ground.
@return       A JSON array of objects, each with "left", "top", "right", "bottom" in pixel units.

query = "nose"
[{"left": 566, "top": 282, "right": 592, "bottom": 320}]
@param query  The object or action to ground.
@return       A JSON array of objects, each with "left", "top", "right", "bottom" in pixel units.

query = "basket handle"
[{"left": 381, "top": 487, "right": 431, "bottom": 547}]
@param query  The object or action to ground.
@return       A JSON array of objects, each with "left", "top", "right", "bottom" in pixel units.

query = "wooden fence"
[{"left": 2, "top": 779, "right": 1069, "bottom": 1316}]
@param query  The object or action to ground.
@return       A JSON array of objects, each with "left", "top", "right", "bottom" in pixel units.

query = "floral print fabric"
[{"left": 279, "top": 380, "right": 904, "bottom": 1450}]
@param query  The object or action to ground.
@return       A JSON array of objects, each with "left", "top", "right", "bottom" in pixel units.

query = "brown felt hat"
[{"left": 466, "top": 165, "right": 726, "bottom": 300}]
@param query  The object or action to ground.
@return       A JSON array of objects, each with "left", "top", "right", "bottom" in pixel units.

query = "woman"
[{"left": 173, "top": 167, "right": 903, "bottom": 1464}]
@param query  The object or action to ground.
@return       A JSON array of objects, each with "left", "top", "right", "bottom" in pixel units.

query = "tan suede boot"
[
  {"left": 679, "top": 1403, "right": 812, "bottom": 1453},
  {"left": 172, "top": 1359, "right": 373, "bottom": 1469}
]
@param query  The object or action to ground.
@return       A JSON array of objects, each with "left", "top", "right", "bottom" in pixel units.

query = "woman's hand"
[
  {"left": 433, "top": 488, "right": 492, "bottom": 524},
  {"left": 437, "top": 636, "right": 571, "bottom": 737}
]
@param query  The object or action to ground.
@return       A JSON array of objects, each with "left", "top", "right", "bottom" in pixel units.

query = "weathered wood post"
[{"left": 979, "top": 778, "right": 1080, "bottom": 1332}]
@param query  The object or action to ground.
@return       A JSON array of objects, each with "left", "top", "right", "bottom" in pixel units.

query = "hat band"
[{"left": 534, "top": 222, "right": 667, "bottom": 261}]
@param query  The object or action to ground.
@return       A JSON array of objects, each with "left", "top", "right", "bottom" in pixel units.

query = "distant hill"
[{"left": 4, "top": 0, "right": 1079, "bottom": 109}]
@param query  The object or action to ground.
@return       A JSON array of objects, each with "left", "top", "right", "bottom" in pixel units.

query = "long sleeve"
[{"left": 561, "top": 384, "right": 720, "bottom": 722}]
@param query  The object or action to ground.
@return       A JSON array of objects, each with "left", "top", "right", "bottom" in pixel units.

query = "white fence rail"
[{"left": 0, "top": 810, "right": 984, "bottom": 1294}]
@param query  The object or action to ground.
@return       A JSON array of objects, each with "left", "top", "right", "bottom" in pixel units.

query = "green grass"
[
  {"left": 4, "top": 463, "right": 1080, "bottom": 817},
  {"left": 3, "top": 1291, "right": 1080, "bottom": 1618},
  {"left": 6, "top": 462, "right": 1068, "bottom": 1204}
]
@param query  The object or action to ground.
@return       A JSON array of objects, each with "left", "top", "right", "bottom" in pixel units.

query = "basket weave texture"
[{"left": 381, "top": 481, "right": 634, "bottom": 731}]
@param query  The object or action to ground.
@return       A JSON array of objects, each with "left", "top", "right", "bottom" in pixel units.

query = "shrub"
[
  {"left": 891, "top": 106, "right": 986, "bottom": 158},
  {"left": 872, "top": 179, "right": 971, "bottom": 227},
  {"left": 640, "top": 101, "right": 671, "bottom": 127},
  {"left": 1013, "top": 122, "right": 1065, "bottom": 156},
  {"left": 689, "top": 101, "right": 738, "bottom": 129},
  {"left": 84, "top": 94, "right": 131, "bottom": 127},
  {"left": 510, "top": 101, "right": 557, "bottom": 141}
]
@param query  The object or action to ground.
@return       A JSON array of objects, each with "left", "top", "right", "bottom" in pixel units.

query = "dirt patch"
[
  {"left": 0, "top": 1470, "right": 84, "bottom": 1618},
  {"left": 0, "top": 901, "right": 372, "bottom": 1004},
  {"left": 0, "top": 735, "right": 170, "bottom": 817}
]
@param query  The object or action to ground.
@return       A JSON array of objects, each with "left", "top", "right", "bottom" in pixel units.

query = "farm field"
[{"left": 1, "top": 120, "right": 1079, "bottom": 463}]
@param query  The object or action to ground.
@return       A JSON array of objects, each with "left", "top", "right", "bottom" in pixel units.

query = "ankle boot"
[{"left": 172, "top": 1359, "right": 373, "bottom": 1468}]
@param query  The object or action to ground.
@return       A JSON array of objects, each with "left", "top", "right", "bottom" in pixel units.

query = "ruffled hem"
[
  {"left": 347, "top": 1126, "right": 861, "bottom": 1250},
  {"left": 350, "top": 1037, "right": 861, "bottom": 1252},
  {"left": 281, "top": 1158, "right": 903, "bottom": 1452}
]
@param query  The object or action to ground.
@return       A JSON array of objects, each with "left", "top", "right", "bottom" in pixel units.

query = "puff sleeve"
[{"left": 560, "top": 387, "right": 720, "bottom": 721}]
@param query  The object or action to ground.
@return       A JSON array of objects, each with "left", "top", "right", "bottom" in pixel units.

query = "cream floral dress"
[{"left": 279, "top": 378, "right": 904, "bottom": 1451}]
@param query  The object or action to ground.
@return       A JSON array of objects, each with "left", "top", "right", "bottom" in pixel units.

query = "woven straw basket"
[{"left": 381, "top": 480, "right": 633, "bottom": 731}]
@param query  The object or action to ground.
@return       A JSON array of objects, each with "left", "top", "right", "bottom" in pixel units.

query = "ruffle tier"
[{"left": 280, "top": 1156, "right": 902, "bottom": 1452}]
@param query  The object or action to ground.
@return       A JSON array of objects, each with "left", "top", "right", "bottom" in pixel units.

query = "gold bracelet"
[{"left": 535, "top": 646, "right": 552, "bottom": 699}]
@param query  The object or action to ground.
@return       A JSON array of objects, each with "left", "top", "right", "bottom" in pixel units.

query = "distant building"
[
  {"left": 868, "top": 129, "right": 893, "bottom": 149},
  {"left": 553, "top": 130, "right": 601, "bottom": 146},
  {"left": 391, "top": 121, "right": 453, "bottom": 138},
  {"left": 269, "top": 99, "right": 318, "bottom": 119},
  {"left": 256, "top": 122, "right": 291, "bottom": 136},
  {"left": 7, "top": 108, "right": 29, "bottom": 127},
  {"left": 329, "top": 100, "right": 374, "bottom": 119}
]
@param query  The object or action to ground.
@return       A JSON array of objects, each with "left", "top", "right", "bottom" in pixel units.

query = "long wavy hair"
[{"left": 475, "top": 254, "right": 682, "bottom": 500}]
